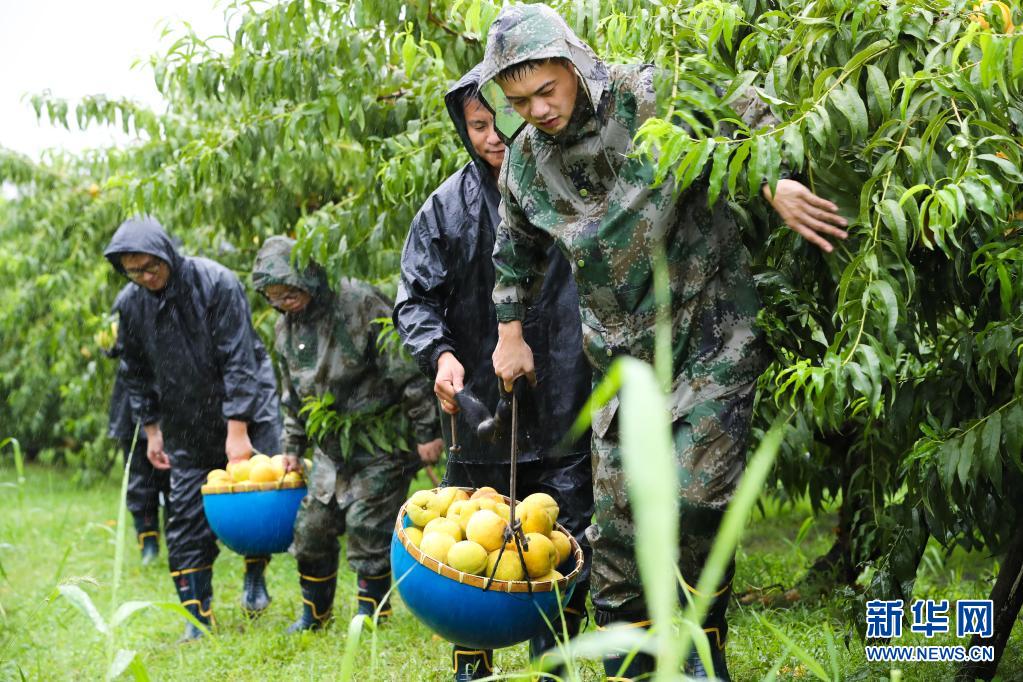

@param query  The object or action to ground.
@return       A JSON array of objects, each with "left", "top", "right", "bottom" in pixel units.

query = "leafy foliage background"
[{"left": 1, "top": 0, "right": 1021, "bottom": 613}]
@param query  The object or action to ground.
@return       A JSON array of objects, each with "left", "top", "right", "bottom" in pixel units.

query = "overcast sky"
[{"left": 0, "top": 0, "right": 230, "bottom": 161}]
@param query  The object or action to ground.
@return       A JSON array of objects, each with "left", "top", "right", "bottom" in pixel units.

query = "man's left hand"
[
  {"left": 416, "top": 438, "right": 444, "bottom": 464},
  {"left": 763, "top": 179, "right": 849, "bottom": 253}
]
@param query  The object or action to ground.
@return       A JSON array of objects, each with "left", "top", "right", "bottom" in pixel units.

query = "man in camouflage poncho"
[
  {"left": 480, "top": 5, "right": 849, "bottom": 679},
  {"left": 251, "top": 236, "right": 442, "bottom": 633}
]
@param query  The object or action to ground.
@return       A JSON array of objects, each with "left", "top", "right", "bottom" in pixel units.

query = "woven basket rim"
[
  {"left": 394, "top": 487, "right": 584, "bottom": 594},
  {"left": 201, "top": 479, "right": 307, "bottom": 495}
]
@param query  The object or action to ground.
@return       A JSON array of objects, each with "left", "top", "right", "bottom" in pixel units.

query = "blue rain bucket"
[
  {"left": 390, "top": 489, "right": 583, "bottom": 650},
  {"left": 202, "top": 481, "right": 306, "bottom": 555}
]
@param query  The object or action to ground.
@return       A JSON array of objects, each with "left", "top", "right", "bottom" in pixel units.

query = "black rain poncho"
[
  {"left": 103, "top": 217, "right": 281, "bottom": 466},
  {"left": 393, "top": 66, "right": 591, "bottom": 463}
]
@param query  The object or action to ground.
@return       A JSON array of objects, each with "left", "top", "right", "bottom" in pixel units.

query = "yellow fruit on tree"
[
  {"left": 465, "top": 509, "right": 508, "bottom": 552},
  {"left": 447, "top": 540, "right": 488, "bottom": 575},
  {"left": 405, "top": 527, "right": 423, "bottom": 547},
  {"left": 516, "top": 501, "right": 554, "bottom": 536},
  {"left": 519, "top": 533, "right": 557, "bottom": 578},
  {"left": 423, "top": 517, "right": 463, "bottom": 542},
  {"left": 522, "top": 492, "right": 559, "bottom": 525},
  {"left": 420, "top": 531, "right": 456, "bottom": 564},
  {"left": 486, "top": 549, "right": 525, "bottom": 581},
  {"left": 227, "top": 459, "right": 252, "bottom": 482},
  {"left": 249, "top": 461, "right": 277, "bottom": 483},
  {"left": 549, "top": 530, "right": 572, "bottom": 566}
]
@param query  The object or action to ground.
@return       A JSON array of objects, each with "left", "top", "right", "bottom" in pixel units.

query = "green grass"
[{"left": 0, "top": 463, "right": 1020, "bottom": 681}]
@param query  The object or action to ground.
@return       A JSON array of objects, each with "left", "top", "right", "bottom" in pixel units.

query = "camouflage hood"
[
  {"left": 251, "top": 236, "right": 329, "bottom": 304},
  {"left": 477, "top": 3, "right": 609, "bottom": 142}
]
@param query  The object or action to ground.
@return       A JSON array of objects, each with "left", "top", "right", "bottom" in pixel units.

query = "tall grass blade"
[
  {"left": 56, "top": 584, "right": 109, "bottom": 634},
  {"left": 338, "top": 612, "right": 367, "bottom": 681},
  {"left": 0, "top": 438, "right": 25, "bottom": 506},
  {"left": 105, "top": 424, "right": 138, "bottom": 680},
  {"left": 615, "top": 357, "right": 681, "bottom": 678},
  {"left": 758, "top": 614, "right": 831, "bottom": 681}
]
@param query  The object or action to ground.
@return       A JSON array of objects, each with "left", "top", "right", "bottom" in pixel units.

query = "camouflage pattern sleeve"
[
  {"left": 491, "top": 179, "right": 554, "bottom": 323},
  {"left": 276, "top": 321, "right": 309, "bottom": 456}
]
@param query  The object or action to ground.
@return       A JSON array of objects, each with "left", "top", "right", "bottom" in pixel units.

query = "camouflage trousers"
[
  {"left": 588, "top": 384, "right": 756, "bottom": 618},
  {"left": 290, "top": 447, "right": 419, "bottom": 577}
]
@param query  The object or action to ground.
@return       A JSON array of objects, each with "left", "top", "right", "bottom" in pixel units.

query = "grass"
[{"left": 0, "top": 462, "right": 1021, "bottom": 681}]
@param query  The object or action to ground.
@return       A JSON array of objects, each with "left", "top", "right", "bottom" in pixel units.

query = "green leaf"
[
  {"left": 707, "top": 141, "right": 731, "bottom": 206},
  {"left": 870, "top": 279, "right": 900, "bottom": 341},
  {"left": 880, "top": 199, "right": 907, "bottom": 255},
  {"left": 832, "top": 80, "right": 868, "bottom": 140},
  {"left": 958, "top": 429, "right": 977, "bottom": 487},
  {"left": 57, "top": 584, "right": 108, "bottom": 634},
  {"left": 865, "top": 65, "right": 892, "bottom": 120},
  {"left": 981, "top": 412, "right": 1002, "bottom": 489},
  {"left": 1004, "top": 403, "right": 1023, "bottom": 472}
]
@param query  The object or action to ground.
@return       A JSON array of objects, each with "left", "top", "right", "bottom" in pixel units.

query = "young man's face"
[
  {"left": 120, "top": 253, "right": 171, "bottom": 292},
  {"left": 463, "top": 98, "right": 506, "bottom": 172},
  {"left": 496, "top": 60, "right": 579, "bottom": 136},
  {"left": 263, "top": 284, "right": 312, "bottom": 314}
]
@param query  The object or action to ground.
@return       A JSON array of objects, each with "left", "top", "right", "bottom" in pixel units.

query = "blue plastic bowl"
[
  {"left": 202, "top": 482, "right": 306, "bottom": 555},
  {"left": 390, "top": 490, "right": 583, "bottom": 650}
]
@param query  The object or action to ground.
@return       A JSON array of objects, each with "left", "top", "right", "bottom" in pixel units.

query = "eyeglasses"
[
  {"left": 266, "top": 291, "right": 304, "bottom": 307},
  {"left": 123, "top": 261, "right": 163, "bottom": 281}
]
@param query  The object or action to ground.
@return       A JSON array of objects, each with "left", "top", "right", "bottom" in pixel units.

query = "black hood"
[
  {"left": 104, "top": 216, "right": 183, "bottom": 278},
  {"left": 444, "top": 64, "right": 491, "bottom": 175}
]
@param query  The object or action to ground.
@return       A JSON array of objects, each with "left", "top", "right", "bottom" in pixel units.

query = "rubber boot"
[
  {"left": 528, "top": 603, "right": 586, "bottom": 679},
  {"left": 683, "top": 579, "right": 732, "bottom": 681},
  {"left": 173, "top": 567, "right": 213, "bottom": 642},
  {"left": 241, "top": 556, "right": 272, "bottom": 616},
  {"left": 287, "top": 561, "right": 337, "bottom": 633},
  {"left": 138, "top": 531, "right": 160, "bottom": 566},
  {"left": 596, "top": 610, "right": 655, "bottom": 681},
  {"left": 355, "top": 571, "right": 393, "bottom": 621},
  {"left": 452, "top": 647, "right": 493, "bottom": 681}
]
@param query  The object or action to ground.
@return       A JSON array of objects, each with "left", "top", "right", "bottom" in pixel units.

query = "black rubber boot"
[
  {"left": 452, "top": 647, "right": 493, "bottom": 681},
  {"left": 596, "top": 609, "right": 655, "bottom": 681},
  {"left": 287, "top": 563, "right": 337, "bottom": 633},
  {"left": 528, "top": 603, "right": 586, "bottom": 679},
  {"left": 355, "top": 571, "right": 393, "bottom": 621},
  {"left": 241, "top": 556, "right": 272, "bottom": 616},
  {"left": 138, "top": 531, "right": 160, "bottom": 566},
  {"left": 173, "top": 567, "right": 213, "bottom": 642}
]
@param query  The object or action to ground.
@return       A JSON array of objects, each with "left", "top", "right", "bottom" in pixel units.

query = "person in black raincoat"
[
  {"left": 103, "top": 284, "right": 171, "bottom": 565},
  {"left": 103, "top": 216, "right": 283, "bottom": 641},
  {"left": 394, "top": 65, "right": 593, "bottom": 681}
]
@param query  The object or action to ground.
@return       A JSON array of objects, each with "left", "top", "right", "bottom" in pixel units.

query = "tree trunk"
[{"left": 958, "top": 524, "right": 1023, "bottom": 681}]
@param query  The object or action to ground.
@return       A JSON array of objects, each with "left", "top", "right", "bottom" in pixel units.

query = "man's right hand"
[
  {"left": 144, "top": 424, "right": 171, "bottom": 470},
  {"left": 492, "top": 321, "right": 536, "bottom": 391},
  {"left": 434, "top": 351, "right": 465, "bottom": 415}
]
